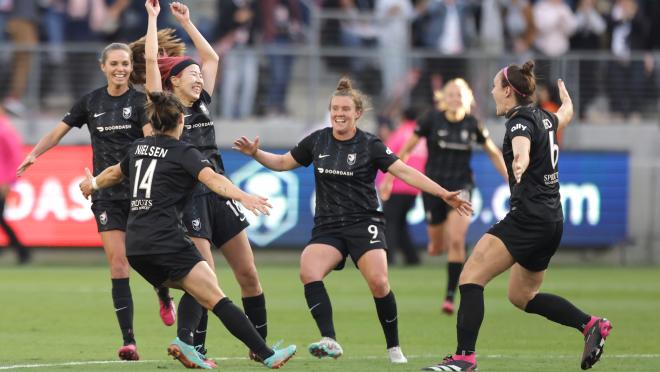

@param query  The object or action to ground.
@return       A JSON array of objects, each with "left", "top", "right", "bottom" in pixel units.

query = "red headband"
[{"left": 500, "top": 66, "right": 527, "bottom": 97}]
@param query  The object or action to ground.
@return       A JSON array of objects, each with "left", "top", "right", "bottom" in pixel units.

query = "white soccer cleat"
[
  {"left": 387, "top": 346, "right": 408, "bottom": 364},
  {"left": 308, "top": 337, "right": 343, "bottom": 359}
]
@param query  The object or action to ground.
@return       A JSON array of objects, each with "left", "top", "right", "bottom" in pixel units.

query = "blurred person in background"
[
  {"left": 233, "top": 76, "right": 472, "bottom": 364},
  {"left": 532, "top": 0, "right": 577, "bottom": 84},
  {"left": 380, "top": 78, "right": 507, "bottom": 315},
  {"left": 15, "top": 42, "right": 175, "bottom": 361},
  {"left": 0, "top": 105, "right": 30, "bottom": 264},
  {"left": 423, "top": 61, "right": 612, "bottom": 372},
  {"left": 375, "top": 0, "right": 415, "bottom": 100},
  {"left": 215, "top": 0, "right": 260, "bottom": 119},
  {"left": 137, "top": 1, "right": 272, "bottom": 364},
  {"left": 79, "top": 89, "right": 297, "bottom": 370},
  {"left": 1, "top": 0, "right": 39, "bottom": 116},
  {"left": 377, "top": 107, "right": 427, "bottom": 266}
]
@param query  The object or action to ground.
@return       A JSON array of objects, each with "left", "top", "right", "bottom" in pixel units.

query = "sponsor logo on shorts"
[
  {"left": 192, "top": 218, "right": 201, "bottom": 231},
  {"left": 99, "top": 211, "right": 108, "bottom": 225}
]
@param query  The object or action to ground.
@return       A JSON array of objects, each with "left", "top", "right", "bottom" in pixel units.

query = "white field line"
[{"left": 1, "top": 354, "right": 659, "bottom": 369}]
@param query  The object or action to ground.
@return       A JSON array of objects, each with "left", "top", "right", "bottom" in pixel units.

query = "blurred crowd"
[{"left": 0, "top": 0, "right": 658, "bottom": 121}]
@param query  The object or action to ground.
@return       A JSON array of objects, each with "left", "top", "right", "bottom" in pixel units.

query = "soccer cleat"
[
  {"left": 167, "top": 337, "right": 211, "bottom": 369},
  {"left": 118, "top": 344, "right": 140, "bottom": 361},
  {"left": 441, "top": 299, "right": 454, "bottom": 315},
  {"left": 249, "top": 350, "right": 263, "bottom": 363},
  {"left": 195, "top": 345, "right": 217, "bottom": 369},
  {"left": 159, "top": 297, "right": 177, "bottom": 326},
  {"left": 387, "top": 346, "right": 408, "bottom": 363},
  {"left": 308, "top": 337, "right": 343, "bottom": 359},
  {"left": 581, "top": 317, "right": 612, "bottom": 370},
  {"left": 423, "top": 355, "right": 477, "bottom": 371},
  {"left": 262, "top": 344, "right": 297, "bottom": 369}
]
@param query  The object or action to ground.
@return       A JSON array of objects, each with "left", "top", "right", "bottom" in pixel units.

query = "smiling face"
[
  {"left": 100, "top": 49, "right": 132, "bottom": 88},
  {"left": 171, "top": 64, "right": 203, "bottom": 103},
  {"left": 329, "top": 95, "right": 361, "bottom": 137},
  {"left": 444, "top": 82, "right": 464, "bottom": 113}
]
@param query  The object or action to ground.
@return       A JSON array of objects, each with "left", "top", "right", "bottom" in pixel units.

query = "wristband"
[{"left": 91, "top": 177, "right": 99, "bottom": 191}]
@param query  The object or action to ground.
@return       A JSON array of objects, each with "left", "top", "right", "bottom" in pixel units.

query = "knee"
[
  {"left": 367, "top": 276, "right": 390, "bottom": 298},
  {"left": 300, "top": 268, "right": 323, "bottom": 285},
  {"left": 235, "top": 265, "right": 261, "bottom": 294},
  {"left": 109, "top": 256, "right": 129, "bottom": 277},
  {"left": 508, "top": 290, "right": 535, "bottom": 310},
  {"left": 447, "top": 237, "right": 465, "bottom": 255}
]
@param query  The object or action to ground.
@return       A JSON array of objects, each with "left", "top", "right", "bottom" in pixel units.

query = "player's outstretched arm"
[
  {"left": 79, "top": 165, "right": 124, "bottom": 199},
  {"left": 387, "top": 160, "right": 472, "bottom": 216},
  {"left": 556, "top": 78, "right": 573, "bottom": 130},
  {"left": 233, "top": 136, "right": 301, "bottom": 171},
  {"left": 17, "top": 122, "right": 72, "bottom": 176},
  {"left": 144, "top": 0, "right": 163, "bottom": 93},
  {"left": 197, "top": 168, "right": 272, "bottom": 216}
]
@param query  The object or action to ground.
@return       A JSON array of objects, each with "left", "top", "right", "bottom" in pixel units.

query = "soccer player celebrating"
[
  {"left": 16, "top": 42, "right": 175, "bottom": 361},
  {"left": 423, "top": 61, "right": 612, "bottom": 372},
  {"left": 79, "top": 90, "right": 297, "bottom": 370},
  {"left": 380, "top": 78, "right": 507, "bottom": 315},
  {"left": 135, "top": 0, "right": 270, "bottom": 362},
  {"left": 233, "top": 76, "right": 472, "bottom": 364}
]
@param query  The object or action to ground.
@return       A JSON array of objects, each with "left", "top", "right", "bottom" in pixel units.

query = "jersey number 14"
[{"left": 133, "top": 159, "right": 157, "bottom": 198}]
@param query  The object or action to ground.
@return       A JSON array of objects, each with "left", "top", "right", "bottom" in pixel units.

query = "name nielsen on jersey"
[{"left": 317, "top": 168, "right": 354, "bottom": 176}]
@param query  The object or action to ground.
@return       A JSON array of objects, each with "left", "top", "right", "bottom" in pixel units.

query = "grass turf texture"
[{"left": 0, "top": 260, "right": 658, "bottom": 371}]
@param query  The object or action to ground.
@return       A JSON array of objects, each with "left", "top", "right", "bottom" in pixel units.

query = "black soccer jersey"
[
  {"left": 179, "top": 90, "right": 224, "bottom": 196},
  {"left": 120, "top": 135, "right": 212, "bottom": 256},
  {"left": 63, "top": 86, "right": 149, "bottom": 201},
  {"left": 290, "top": 127, "right": 399, "bottom": 229},
  {"left": 503, "top": 105, "right": 563, "bottom": 222},
  {"left": 415, "top": 110, "right": 487, "bottom": 189}
]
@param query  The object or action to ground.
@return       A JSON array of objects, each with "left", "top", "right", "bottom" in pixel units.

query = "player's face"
[
  {"left": 491, "top": 73, "right": 507, "bottom": 117},
  {"left": 101, "top": 50, "right": 132, "bottom": 87},
  {"left": 173, "top": 65, "right": 203, "bottom": 102},
  {"left": 444, "top": 83, "right": 463, "bottom": 113},
  {"left": 330, "top": 96, "right": 360, "bottom": 134}
]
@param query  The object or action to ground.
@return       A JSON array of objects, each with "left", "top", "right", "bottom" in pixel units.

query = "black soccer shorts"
[
  {"left": 309, "top": 218, "right": 388, "bottom": 270},
  {"left": 183, "top": 192, "right": 250, "bottom": 248},
  {"left": 422, "top": 184, "right": 473, "bottom": 225},
  {"left": 128, "top": 244, "right": 204, "bottom": 288},
  {"left": 91, "top": 199, "right": 129, "bottom": 232}
]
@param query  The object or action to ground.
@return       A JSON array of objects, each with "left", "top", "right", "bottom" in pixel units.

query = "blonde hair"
[
  {"left": 129, "top": 28, "right": 187, "bottom": 85},
  {"left": 436, "top": 78, "right": 474, "bottom": 114},
  {"left": 329, "top": 76, "right": 371, "bottom": 115}
]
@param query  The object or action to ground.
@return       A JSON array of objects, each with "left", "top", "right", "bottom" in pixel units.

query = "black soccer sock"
[
  {"left": 446, "top": 262, "right": 464, "bottom": 301},
  {"left": 304, "top": 281, "right": 336, "bottom": 339},
  {"left": 212, "top": 297, "right": 273, "bottom": 361},
  {"left": 177, "top": 292, "right": 204, "bottom": 345},
  {"left": 243, "top": 293, "right": 267, "bottom": 341},
  {"left": 374, "top": 291, "right": 399, "bottom": 348},
  {"left": 156, "top": 286, "right": 171, "bottom": 304},
  {"left": 111, "top": 278, "right": 135, "bottom": 345},
  {"left": 456, "top": 284, "right": 484, "bottom": 355},
  {"left": 193, "top": 310, "right": 208, "bottom": 351},
  {"left": 524, "top": 293, "right": 592, "bottom": 332}
]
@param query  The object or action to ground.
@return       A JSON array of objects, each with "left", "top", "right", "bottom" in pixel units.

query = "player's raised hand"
[
  {"left": 16, "top": 154, "right": 36, "bottom": 177},
  {"left": 170, "top": 1, "right": 190, "bottom": 24},
  {"left": 557, "top": 79, "right": 571, "bottom": 105},
  {"left": 239, "top": 194, "right": 272, "bottom": 217},
  {"left": 442, "top": 190, "right": 473, "bottom": 216},
  {"left": 233, "top": 136, "right": 260, "bottom": 157},
  {"left": 145, "top": 0, "right": 160, "bottom": 17},
  {"left": 79, "top": 167, "right": 95, "bottom": 199}
]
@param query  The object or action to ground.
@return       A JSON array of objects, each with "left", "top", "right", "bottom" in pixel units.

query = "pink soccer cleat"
[
  {"left": 441, "top": 299, "right": 454, "bottom": 315},
  {"left": 159, "top": 297, "right": 177, "bottom": 326},
  {"left": 118, "top": 344, "right": 140, "bottom": 361}
]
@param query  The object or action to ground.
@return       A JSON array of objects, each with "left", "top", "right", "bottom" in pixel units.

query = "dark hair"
[
  {"left": 157, "top": 56, "right": 199, "bottom": 91},
  {"left": 129, "top": 28, "right": 187, "bottom": 85},
  {"left": 501, "top": 60, "right": 536, "bottom": 105},
  {"left": 145, "top": 91, "right": 185, "bottom": 133},
  {"left": 330, "top": 76, "right": 370, "bottom": 114},
  {"left": 100, "top": 43, "right": 132, "bottom": 65},
  {"left": 402, "top": 107, "right": 417, "bottom": 121}
]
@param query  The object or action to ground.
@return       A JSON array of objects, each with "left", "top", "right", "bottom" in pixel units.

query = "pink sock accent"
[
  {"left": 454, "top": 353, "right": 476, "bottom": 364},
  {"left": 582, "top": 316, "right": 599, "bottom": 336}
]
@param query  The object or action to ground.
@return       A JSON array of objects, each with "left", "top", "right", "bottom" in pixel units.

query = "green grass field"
[{"left": 0, "top": 255, "right": 658, "bottom": 371}]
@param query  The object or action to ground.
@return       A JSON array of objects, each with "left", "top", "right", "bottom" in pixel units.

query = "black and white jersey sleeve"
[
  {"left": 291, "top": 127, "right": 398, "bottom": 229},
  {"left": 503, "top": 106, "right": 563, "bottom": 222},
  {"left": 124, "top": 136, "right": 213, "bottom": 256},
  {"left": 62, "top": 86, "right": 148, "bottom": 201}
]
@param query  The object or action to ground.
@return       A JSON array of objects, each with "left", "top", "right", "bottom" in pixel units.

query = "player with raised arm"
[{"left": 423, "top": 61, "right": 612, "bottom": 372}]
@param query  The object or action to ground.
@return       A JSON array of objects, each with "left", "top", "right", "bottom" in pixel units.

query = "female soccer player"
[
  {"left": 233, "top": 77, "right": 472, "bottom": 364},
  {"left": 423, "top": 61, "right": 612, "bottom": 372},
  {"left": 380, "top": 78, "right": 507, "bottom": 314},
  {"left": 16, "top": 42, "right": 174, "bottom": 361},
  {"left": 79, "top": 90, "right": 296, "bottom": 370},
  {"left": 136, "top": 0, "right": 270, "bottom": 360}
]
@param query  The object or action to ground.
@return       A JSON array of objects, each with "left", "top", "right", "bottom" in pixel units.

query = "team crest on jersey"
[
  {"left": 461, "top": 129, "right": 469, "bottom": 141},
  {"left": 200, "top": 102, "right": 209, "bottom": 115},
  {"left": 99, "top": 211, "right": 108, "bottom": 225},
  {"left": 347, "top": 153, "right": 356, "bottom": 165},
  {"left": 191, "top": 218, "right": 201, "bottom": 231},
  {"left": 543, "top": 118, "right": 552, "bottom": 130},
  {"left": 123, "top": 107, "right": 132, "bottom": 119}
]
